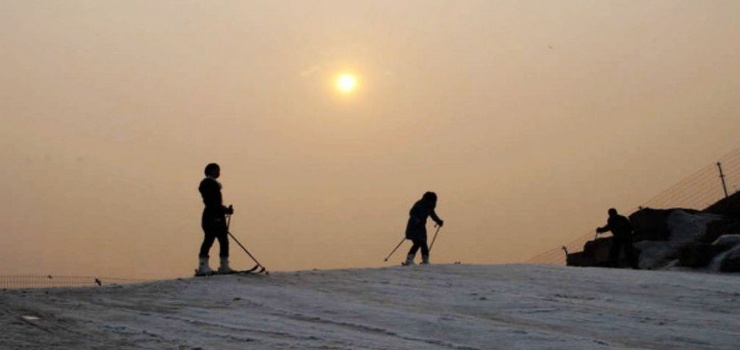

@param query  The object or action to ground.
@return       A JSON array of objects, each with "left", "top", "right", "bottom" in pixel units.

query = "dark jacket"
[
  {"left": 199, "top": 177, "right": 226, "bottom": 223},
  {"left": 598, "top": 214, "right": 633, "bottom": 239},
  {"left": 405, "top": 199, "right": 442, "bottom": 241}
]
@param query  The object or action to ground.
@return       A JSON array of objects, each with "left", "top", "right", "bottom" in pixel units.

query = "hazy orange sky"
[{"left": 2, "top": 1, "right": 739, "bottom": 278}]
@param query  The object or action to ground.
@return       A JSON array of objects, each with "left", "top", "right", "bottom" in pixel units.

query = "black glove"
[
  {"left": 225, "top": 205, "right": 234, "bottom": 215},
  {"left": 437, "top": 220, "right": 444, "bottom": 227}
]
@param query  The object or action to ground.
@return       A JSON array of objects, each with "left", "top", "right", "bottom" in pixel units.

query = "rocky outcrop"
[
  {"left": 704, "top": 191, "right": 740, "bottom": 218},
  {"left": 565, "top": 184, "right": 740, "bottom": 272},
  {"left": 720, "top": 248, "right": 740, "bottom": 272},
  {"left": 678, "top": 243, "right": 720, "bottom": 268},
  {"left": 566, "top": 237, "right": 641, "bottom": 268},
  {"left": 567, "top": 237, "right": 611, "bottom": 267},
  {"left": 703, "top": 219, "right": 740, "bottom": 243},
  {"left": 629, "top": 208, "right": 674, "bottom": 241},
  {"left": 711, "top": 235, "right": 740, "bottom": 272},
  {"left": 567, "top": 208, "right": 740, "bottom": 272}
]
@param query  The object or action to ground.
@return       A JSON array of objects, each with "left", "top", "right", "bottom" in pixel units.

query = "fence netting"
[{"left": 528, "top": 147, "right": 740, "bottom": 265}]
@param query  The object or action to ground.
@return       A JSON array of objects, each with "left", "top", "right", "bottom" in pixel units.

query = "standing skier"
[
  {"left": 196, "top": 163, "right": 235, "bottom": 275},
  {"left": 404, "top": 191, "right": 444, "bottom": 265},
  {"left": 596, "top": 208, "right": 639, "bottom": 269}
]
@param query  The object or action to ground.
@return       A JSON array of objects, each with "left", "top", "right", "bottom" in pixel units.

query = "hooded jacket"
[
  {"left": 199, "top": 177, "right": 226, "bottom": 224},
  {"left": 405, "top": 199, "right": 442, "bottom": 240}
]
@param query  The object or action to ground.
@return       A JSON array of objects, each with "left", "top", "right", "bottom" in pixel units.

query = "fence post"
[{"left": 717, "top": 162, "right": 729, "bottom": 198}]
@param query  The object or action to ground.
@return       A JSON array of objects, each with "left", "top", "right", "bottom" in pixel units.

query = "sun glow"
[{"left": 335, "top": 73, "right": 358, "bottom": 93}]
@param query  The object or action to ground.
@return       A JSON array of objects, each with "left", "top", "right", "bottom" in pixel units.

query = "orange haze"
[{"left": 1, "top": 1, "right": 739, "bottom": 278}]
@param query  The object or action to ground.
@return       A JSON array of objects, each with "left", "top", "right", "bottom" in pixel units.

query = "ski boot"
[
  {"left": 218, "top": 257, "right": 235, "bottom": 274},
  {"left": 403, "top": 254, "right": 415, "bottom": 266},
  {"left": 195, "top": 257, "right": 214, "bottom": 276}
]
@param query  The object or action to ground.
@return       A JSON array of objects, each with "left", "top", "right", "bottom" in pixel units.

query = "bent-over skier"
[
  {"left": 404, "top": 191, "right": 444, "bottom": 265},
  {"left": 596, "top": 208, "right": 639, "bottom": 269}
]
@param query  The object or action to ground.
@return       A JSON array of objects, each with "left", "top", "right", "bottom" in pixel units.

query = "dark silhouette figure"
[
  {"left": 404, "top": 191, "right": 444, "bottom": 265},
  {"left": 596, "top": 208, "right": 639, "bottom": 269},
  {"left": 197, "top": 163, "right": 235, "bottom": 275}
]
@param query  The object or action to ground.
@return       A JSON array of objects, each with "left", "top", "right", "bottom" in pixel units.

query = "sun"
[{"left": 335, "top": 73, "right": 358, "bottom": 93}]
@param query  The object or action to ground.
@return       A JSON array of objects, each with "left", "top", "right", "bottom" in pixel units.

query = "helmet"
[
  {"left": 204, "top": 163, "right": 220, "bottom": 176},
  {"left": 422, "top": 191, "right": 437, "bottom": 202}
]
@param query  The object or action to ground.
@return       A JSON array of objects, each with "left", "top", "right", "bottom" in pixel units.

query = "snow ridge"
[{"left": 1, "top": 264, "right": 739, "bottom": 349}]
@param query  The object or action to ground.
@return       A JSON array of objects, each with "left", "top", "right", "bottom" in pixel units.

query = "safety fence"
[
  {"left": 527, "top": 147, "right": 740, "bottom": 265},
  {"left": 0, "top": 275, "right": 152, "bottom": 290}
]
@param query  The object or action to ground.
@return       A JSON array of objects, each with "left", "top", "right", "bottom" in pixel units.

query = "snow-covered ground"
[{"left": 2, "top": 264, "right": 739, "bottom": 350}]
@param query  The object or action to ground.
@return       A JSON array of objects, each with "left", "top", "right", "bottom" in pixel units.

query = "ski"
[{"left": 194, "top": 264, "right": 266, "bottom": 277}]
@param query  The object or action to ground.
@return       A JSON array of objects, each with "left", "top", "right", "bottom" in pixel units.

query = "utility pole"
[{"left": 717, "top": 162, "right": 729, "bottom": 198}]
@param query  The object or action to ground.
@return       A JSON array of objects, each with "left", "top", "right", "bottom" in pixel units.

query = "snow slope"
[{"left": 2, "top": 264, "right": 739, "bottom": 349}]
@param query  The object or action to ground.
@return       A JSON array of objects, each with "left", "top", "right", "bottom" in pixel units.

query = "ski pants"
[
  {"left": 408, "top": 238, "right": 429, "bottom": 257},
  {"left": 609, "top": 236, "right": 638, "bottom": 269},
  {"left": 199, "top": 216, "right": 229, "bottom": 258}
]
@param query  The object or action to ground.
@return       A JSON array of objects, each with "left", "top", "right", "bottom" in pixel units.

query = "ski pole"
[
  {"left": 227, "top": 231, "right": 269, "bottom": 274},
  {"left": 226, "top": 213, "right": 269, "bottom": 274},
  {"left": 428, "top": 226, "right": 442, "bottom": 252},
  {"left": 384, "top": 237, "right": 406, "bottom": 262}
]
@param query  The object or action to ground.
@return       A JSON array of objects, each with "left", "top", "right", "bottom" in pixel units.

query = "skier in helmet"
[
  {"left": 196, "top": 163, "right": 235, "bottom": 275},
  {"left": 404, "top": 191, "right": 444, "bottom": 265}
]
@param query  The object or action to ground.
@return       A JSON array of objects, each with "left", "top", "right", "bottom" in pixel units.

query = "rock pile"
[{"left": 568, "top": 192, "right": 740, "bottom": 272}]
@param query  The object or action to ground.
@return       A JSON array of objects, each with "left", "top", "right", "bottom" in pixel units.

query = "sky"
[
  {"left": 2, "top": 264, "right": 740, "bottom": 349},
  {"left": 1, "top": 1, "right": 739, "bottom": 278}
]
